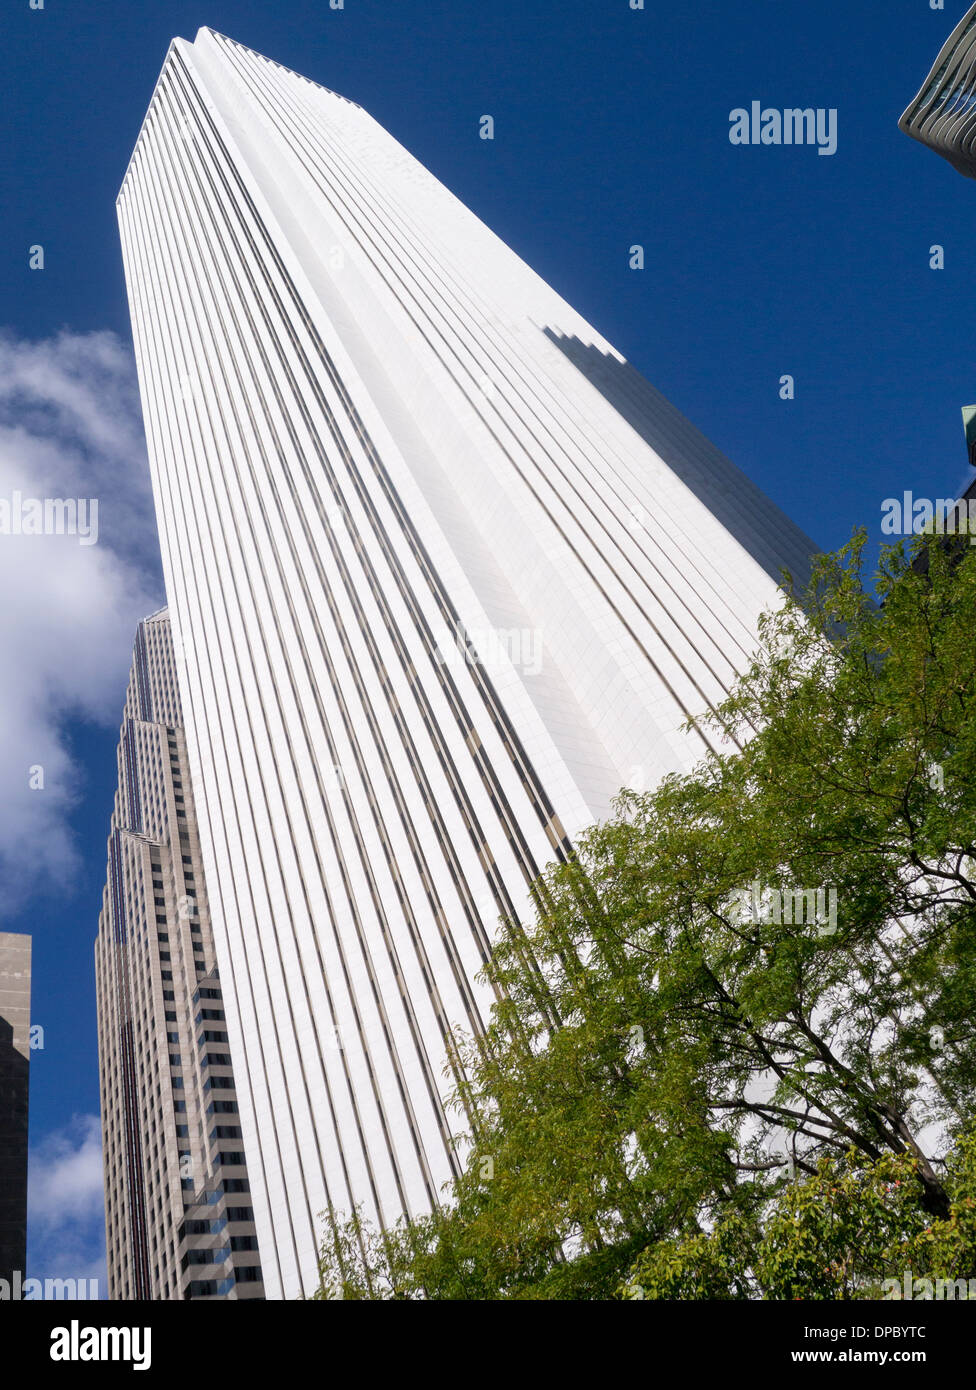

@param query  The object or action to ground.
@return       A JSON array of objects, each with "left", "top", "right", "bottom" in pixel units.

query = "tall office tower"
[
  {"left": 117, "top": 28, "right": 816, "bottom": 1297},
  {"left": 900, "top": 3, "right": 976, "bottom": 177},
  {"left": 95, "top": 609, "right": 263, "bottom": 1300},
  {"left": 0, "top": 932, "right": 30, "bottom": 1288}
]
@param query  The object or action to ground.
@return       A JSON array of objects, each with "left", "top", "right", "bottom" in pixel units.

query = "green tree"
[
  {"left": 625, "top": 1127, "right": 976, "bottom": 1300},
  {"left": 313, "top": 531, "right": 976, "bottom": 1299}
]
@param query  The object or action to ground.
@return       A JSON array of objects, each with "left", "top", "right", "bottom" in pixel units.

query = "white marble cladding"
[{"left": 117, "top": 27, "right": 816, "bottom": 1298}]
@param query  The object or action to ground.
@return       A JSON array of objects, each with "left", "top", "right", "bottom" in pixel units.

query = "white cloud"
[
  {"left": 27, "top": 1114, "right": 106, "bottom": 1296},
  {"left": 0, "top": 328, "right": 161, "bottom": 913}
]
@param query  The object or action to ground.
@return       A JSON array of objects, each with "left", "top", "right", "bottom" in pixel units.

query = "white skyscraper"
[{"left": 117, "top": 27, "right": 815, "bottom": 1298}]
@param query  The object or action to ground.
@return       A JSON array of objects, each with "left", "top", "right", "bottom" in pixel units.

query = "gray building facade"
[
  {"left": 900, "top": 3, "right": 976, "bottom": 178},
  {"left": 0, "top": 932, "right": 31, "bottom": 1288},
  {"left": 94, "top": 610, "right": 263, "bottom": 1299}
]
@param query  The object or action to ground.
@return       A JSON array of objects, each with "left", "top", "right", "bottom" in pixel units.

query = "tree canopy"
[{"left": 313, "top": 531, "right": 976, "bottom": 1300}]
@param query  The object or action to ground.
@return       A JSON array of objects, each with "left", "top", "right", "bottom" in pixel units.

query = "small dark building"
[{"left": 0, "top": 933, "right": 31, "bottom": 1288}]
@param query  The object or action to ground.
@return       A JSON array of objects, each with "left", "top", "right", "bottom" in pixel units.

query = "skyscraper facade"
[
  {"left": 117, "top": 27, "right": 816, "bottom": 1297},
  {"left": 0, "top": 932, "right": 31, "bottom": 1288},
  {"left": 900, "top": 2, "right": 976, "bottom": 178},
  {"left": 95, "top": 609, "right": 263, "bottom": 1300}
]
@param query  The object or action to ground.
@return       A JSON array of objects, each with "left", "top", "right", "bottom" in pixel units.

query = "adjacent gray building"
[
  {"left": 94, "top": 609, "right": 263, "bottom": 1299},
  {"left": 0, "top": 932, "right": 31, "bottom": 1288},
  {"left": 900, "top": 3, "right": 976, "bottom": 177}
]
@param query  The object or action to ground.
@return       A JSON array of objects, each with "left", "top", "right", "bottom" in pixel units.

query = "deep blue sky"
[{"left": 4, "top": 0, "right": 975, "bottom": 1277}]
